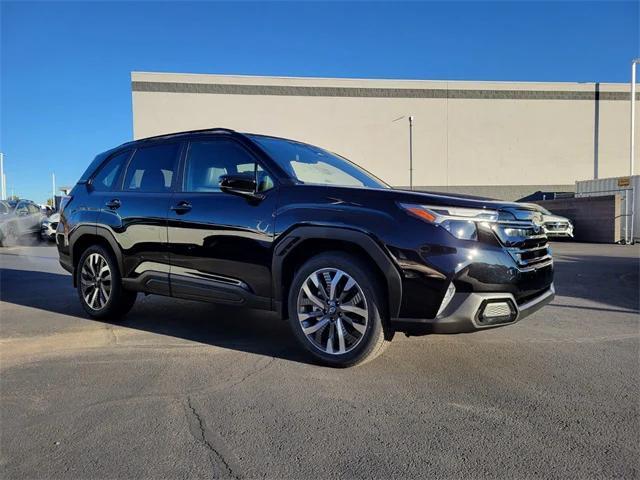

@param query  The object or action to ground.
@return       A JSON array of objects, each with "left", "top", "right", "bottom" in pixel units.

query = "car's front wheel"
[
  {"left": 287, "top": 252, "right": 393, "bottom": 367},
  {"left": 76, "top": 245, "right": 137, "bottom": 320}
]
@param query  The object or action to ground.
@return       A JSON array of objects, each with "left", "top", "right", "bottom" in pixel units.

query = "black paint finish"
[{"left": 58, "top": 128, "right": 554, "bottom": 330}]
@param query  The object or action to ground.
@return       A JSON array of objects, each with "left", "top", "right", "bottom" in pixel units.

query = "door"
[
  {"left": 13, "top": 201, "right": 33, "bottom": 235},
  {"left": 97, "top": 142, "right": 182, "bottom": 295},
  {"left": 27, "top": 203, "right": 44, "bottom": 233},
  {"left": 168, "top": 137, "right": 277, "bottom": 307}
]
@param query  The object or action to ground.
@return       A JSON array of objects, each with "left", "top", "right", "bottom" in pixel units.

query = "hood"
[
  {"left": 543, "top": 214, "right": 570, "bottom": 223},
  {"left": 380, "top": 188, "right": 542, "bottom": 220},
  {"left": 297, "top": 184, "right": 546, "bottom": 224}
]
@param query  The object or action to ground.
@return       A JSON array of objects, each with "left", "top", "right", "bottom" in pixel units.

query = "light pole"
[
  {"left": 392, "top": 115, "right": 415, "bottom": 190},
  {"left": 52, "top": 173, "right": 56, "bottom": 209},
  {"left": 631, "top": 58, "right": 640, "bottom": 176},
  {"left": 408, "top": 116, "right": 414, "bottom": 190},
  {"left": 0, "top": 152, "right": 4, "bottom": 200}
]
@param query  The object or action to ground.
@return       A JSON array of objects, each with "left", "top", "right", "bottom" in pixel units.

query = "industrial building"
[{"left": 131, "top": 71, "right": 638, "bottom": 201}]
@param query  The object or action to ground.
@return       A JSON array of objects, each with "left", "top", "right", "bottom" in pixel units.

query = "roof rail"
[{"left": 135, "top": 127, "right": 237, "bottom": 143}]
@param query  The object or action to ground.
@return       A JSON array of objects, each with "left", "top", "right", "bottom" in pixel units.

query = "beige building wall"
[{"left": 131, "top": 72, "right": 638, "bottom": 200}]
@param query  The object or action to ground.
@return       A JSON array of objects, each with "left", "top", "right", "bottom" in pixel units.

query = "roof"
[{"left": 120, "top": 127, "right": 238, "bottom": 148}]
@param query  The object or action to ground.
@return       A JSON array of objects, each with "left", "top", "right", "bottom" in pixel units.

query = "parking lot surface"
[{"left": 1, "top": 242, "right": 638, "bottom": 479}]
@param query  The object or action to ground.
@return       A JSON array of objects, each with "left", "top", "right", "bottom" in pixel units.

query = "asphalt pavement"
[{"left": 1, "top": 241, "right": 638, "bottom": 479}]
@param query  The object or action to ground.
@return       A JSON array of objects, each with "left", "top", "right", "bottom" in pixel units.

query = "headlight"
[
  {"left": 399, "top": 203, "right": 499, "bottom": 240},
  {"left": 440, "top": 219, "right": 478, "bottom": 240}
]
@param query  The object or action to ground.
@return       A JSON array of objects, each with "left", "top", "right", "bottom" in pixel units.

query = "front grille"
[
  {"left": 492, "top": 222, "right": 552, "bottom": 271},
  {"left": 545, "top": 222, "right": 567, "bottom": 230}
]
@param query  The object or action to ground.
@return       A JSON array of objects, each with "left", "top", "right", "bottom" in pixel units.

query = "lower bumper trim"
[{"left": 392, "top": 284, "right": 555, "bottom": 334}]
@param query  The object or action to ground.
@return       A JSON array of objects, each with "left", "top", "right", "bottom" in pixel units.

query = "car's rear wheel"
[
  {"left": 0, "top": 223, "right": 18, "bottom": 247},
  {"left": 287, "top": 252, "right": 392, "bottom": 367},
  {"left": 76, "top": 245, "right": 137, "bottom": 320}
]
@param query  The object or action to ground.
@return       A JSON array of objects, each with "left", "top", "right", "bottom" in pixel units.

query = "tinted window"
[
  {"left": 15, "top": 202, "right": 29, "bottom": 215},
  {"left": 124, "top": 143, "right": 180, "bottom": 192},
  {"left": 249, "top": 135, "right": 388, "bottom": 189},
  {"left": 92, "top": 150, "right": 130, "bottom": 192},
  {"left": 184, "top": 140, "right": 273, "bottom": 193}
]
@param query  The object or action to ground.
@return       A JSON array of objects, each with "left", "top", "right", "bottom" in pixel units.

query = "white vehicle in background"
[
  {"left": 526, "top": 204, "right": 574, "bottom": 238},
  {"left": 0, "top": 199, "right": 44, "bottom": 246},
  {"left": 41, "top": 213, "right": 60, "bottom": 241}
]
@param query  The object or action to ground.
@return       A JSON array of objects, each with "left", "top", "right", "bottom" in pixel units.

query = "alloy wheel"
[
  {"left": 296, "top": 268, "right": 369, "bottom": 355},
  {"left": 80, "top": 253, "right": 112, "bottom": 310}
]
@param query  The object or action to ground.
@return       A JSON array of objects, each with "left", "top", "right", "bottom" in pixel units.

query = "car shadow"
[
  {"left": 1, "top": 247, "right": 637, "bottom": 362},
  {"left": 0, "top": 267, "right": 313, "bottom": 365}
]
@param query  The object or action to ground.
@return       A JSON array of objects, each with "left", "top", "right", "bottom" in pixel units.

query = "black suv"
[{"left": 57, "top": 128, "right": 555, "bottom": 367}]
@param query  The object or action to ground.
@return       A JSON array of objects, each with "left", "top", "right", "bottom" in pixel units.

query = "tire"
[
  {"left": 76, "top": 245, "right": 137, "bottom": 320},
  {"left": 1, "top": 223, "right": 18, "bottom": 246},
  {"left": 287, "top": 251, "right": 393, "bottom": 367}
]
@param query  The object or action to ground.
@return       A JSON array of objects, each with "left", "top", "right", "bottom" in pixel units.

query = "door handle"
[
  {"left": 171, "top": 201, "right": 192, "bottom": 213},
  {"left": 105, "top": 199, "right": 121, "bottom": 210}
]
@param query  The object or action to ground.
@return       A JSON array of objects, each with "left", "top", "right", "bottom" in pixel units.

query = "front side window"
[
  {"left": 92, "top": 150, "right": 130, "bottom": 192},
  {"left": 15, "top": 202, "right": 29, "bottom": 215},
  {"left": 123, "top": 143, "right": 180, "bottom": 192},
  {"left": 184, "top": 140, "right": 274, "bottom": 193},
  {"left": 249, "top": 135, "right": 388, "bottom": 189}
]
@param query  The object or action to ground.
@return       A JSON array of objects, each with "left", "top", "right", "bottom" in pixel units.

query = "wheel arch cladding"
[
  {"left": 70, "top": 228, "right": 123, "bottom": 287},
  {"left": 273, "top": 226, "right": 402, "bottom": 320}
]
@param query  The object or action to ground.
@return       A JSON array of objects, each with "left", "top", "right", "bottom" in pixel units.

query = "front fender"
[{"left": 272, "top": 224, "right": 403, "bottom": 318}]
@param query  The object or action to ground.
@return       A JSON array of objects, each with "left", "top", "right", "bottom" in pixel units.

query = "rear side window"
[
  {"left": 92, "top": 150, "right": 130, "bottom": 192},
  {"left": 123, "top": 143, "right": 180, "bottom": 192}
]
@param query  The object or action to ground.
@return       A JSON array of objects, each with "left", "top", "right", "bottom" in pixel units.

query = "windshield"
[
  {"left": 249, "top": 135, "right": 389, "bottom": 189},
  {"left": 0, "top": 201, "right": 10, "bottom": 214},
  {"left": 535, "top": 205, "right": 551, "bottom": 215}
]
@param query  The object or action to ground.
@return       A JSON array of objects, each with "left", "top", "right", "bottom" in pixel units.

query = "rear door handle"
[
  {"left": 105, "top": 199, "right": 121, "bottom": 210},
  {"left": 171, "top": 201, "right": 192, "bottom": 213}
]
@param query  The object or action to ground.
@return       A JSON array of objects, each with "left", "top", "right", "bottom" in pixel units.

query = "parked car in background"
[
  {"left": 0, "top": 199, "right": 44, "bottom": 246},
  {"left": 526, "top": 204, "right": 574, "bottom": 238},
  {"left": 41, "top": 213, "right": 60, "bottom": 241},
  {"left": 40, "top": 204, "right": 54, "bottom": 216},
  {"left": 58, "top": 128, "right": 555, "bottom": 367}
]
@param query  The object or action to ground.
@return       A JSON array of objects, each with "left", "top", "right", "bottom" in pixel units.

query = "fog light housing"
[
  {"left": 477, "top": 299, "right": 517, "bottom": 325},
  {"left": 436, "top": 282, "right": 456, "bottom": 317}
]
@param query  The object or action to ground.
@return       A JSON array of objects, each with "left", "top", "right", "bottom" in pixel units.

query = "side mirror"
[{"left": 219, "top": 173, "right": 264, "bottom": 200}]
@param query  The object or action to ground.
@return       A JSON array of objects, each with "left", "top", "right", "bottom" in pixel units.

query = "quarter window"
[
  {"left": 124, "top": 143, "right": 180, "bottom": 192},
  {"left": 92, "top": 150, "right": 130, "bottom": 192},
  {"left": 184, "top": 140, "right": 273, "bottom": 193}
]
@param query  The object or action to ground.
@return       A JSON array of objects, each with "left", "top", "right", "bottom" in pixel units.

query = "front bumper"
[
  {"left": 41, "top": 226, "right": 56, "bottom": 240},
  {"left": 545, "top": 230, "right": 573, "bottom": 238},
  {"left": 393, "top": 284, "right": 555, "bottom": 334}
]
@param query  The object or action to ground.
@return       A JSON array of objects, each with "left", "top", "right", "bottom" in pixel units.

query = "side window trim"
[
  {"left": 118, "top": 148, "right": 138, "bottom": 191},
  {"left": 179, "top": 136, "right": 277, "bottom": 194}
]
